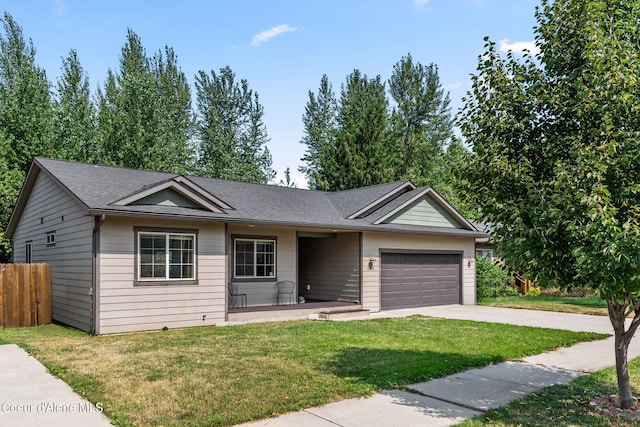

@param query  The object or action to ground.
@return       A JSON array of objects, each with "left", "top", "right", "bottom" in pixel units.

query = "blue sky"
[{"left": 4, "top": 0, "right": 540, "bottom": 186}]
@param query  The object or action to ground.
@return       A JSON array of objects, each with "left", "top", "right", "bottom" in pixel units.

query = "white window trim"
[
  {"left": 45, "top": 231, "right": 56, "bottom": 246},
  {"left": 137, "top": 231, "right": 197, "bottom": 282},
  {"left": 233, "top": 238, "right": 276, "bottom": 279},
  {"left": 477, "top": 249, "right": 493, "bottom": 260}
]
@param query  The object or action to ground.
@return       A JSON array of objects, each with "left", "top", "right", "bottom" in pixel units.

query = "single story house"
[{"left": 6, "top": 158, "right": 486, "bottom": 334}]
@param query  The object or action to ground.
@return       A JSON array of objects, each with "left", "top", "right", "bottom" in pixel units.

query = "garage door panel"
[{"left": 381, "top": 253, "right": 461, "bottom": 310}]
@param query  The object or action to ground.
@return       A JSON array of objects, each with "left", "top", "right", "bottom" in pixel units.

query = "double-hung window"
[
  {"left": 234, "top": 238, "right": 276, "bottom": 279},
  {"left": 137, "top": 230, "right": 196, "bottom": 283}
]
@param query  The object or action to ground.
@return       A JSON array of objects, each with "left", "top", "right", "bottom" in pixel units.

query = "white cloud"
[
  {"left": 53, "top": 0, "right": 68, "bottom": 16},
  {"left": 251, "top": 24, "right": 300, "bottom": 47},
  {"left": 413, "top": 0, "right": 430, "bottom": 8},
  {"left": 498, "top": 39, "right": 540, "bottom": 56},
  {"left": 445, "top": 82, "right": 462, "bottom": 90}
]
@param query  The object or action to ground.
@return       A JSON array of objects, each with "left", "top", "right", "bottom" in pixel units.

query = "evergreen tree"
[
  {"left": 278, "top": 167, "right": 296, "bottom": 187},
  {"left": 389, "top": 54, "right": 453, "bottom": 184},
  {"left": 299, "top": 74, "right": 337, "bottom": 188},
  {"left": 149, "top": 46, "right": 195, "bottom": 173},
  {"left": 0, "top": 12, "right": 54, "bottom": 172},
  {"left": 316, "top": 70, "right": 396, "bottom": 191},
  {"left": 97, "top": 29, "right": 158, "bottom": 169},
  {"left": 0, "top": 12, "right": 54, "bottom": 261},
  {"left": 195, "top": 66, "right": 274, "bottom": 183},
  {"left": 54, "top": 49, "right": 97, "bottom": 162},
  {"left": 96, "top": 30, "right": 194, "bottom": 172}
]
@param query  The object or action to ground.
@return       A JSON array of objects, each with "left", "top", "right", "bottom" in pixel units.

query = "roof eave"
[
  {"left": 346, "top": 181, "right": 416, "bottom": 219},
  {"left": 88, "top": 208, "right": 487, "bottom": 238}
]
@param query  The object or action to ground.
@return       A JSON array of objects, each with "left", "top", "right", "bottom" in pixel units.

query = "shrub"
[
  {"left": 476, "top": 256, "right": 519, "bottom": 300},
  {"left": 525, "top": 286, "right": 541, "bottom": 297},
  {"left": 540, "top": 286, "right": 597, "bottom": 298}
]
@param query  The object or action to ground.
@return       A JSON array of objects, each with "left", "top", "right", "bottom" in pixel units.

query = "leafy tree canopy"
[{"left": 459, "top": 0, "right": 640, "bottom": 408}]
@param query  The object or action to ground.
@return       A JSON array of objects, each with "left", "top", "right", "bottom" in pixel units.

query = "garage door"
[{"left": 381, "top": 253, "right": 461, "bottom": 309}]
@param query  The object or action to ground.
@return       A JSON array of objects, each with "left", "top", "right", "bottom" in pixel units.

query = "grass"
[
  {"left": 458, "top": 358, "right": 640, "bottom": 427},
  {"left": 479, "top": 296, "right": 609, "bottom": 316},
  {"left": 0, "top": 317, "right": 606, "bottom": 426}
]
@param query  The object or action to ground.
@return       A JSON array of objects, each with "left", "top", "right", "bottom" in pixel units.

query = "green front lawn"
[
  {"left": 0, "top": 317, "right": 605, "bottom": 426},
  {"left": 479, "top": 296, "right": 608, "bottom": 316},
  {"left": 459, "top": 358, "right": 640, "bottom": 427}
]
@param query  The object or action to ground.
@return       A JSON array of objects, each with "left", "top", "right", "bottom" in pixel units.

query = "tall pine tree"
[
  {"left": 54, "top": 49, "right": 97, "bottom": 162},
  {"left": 149, "top": 46, "right": 195, "bottom": 173},
  {"left": 195, "top": 66, "right": 274, "bottom": 183},
  {"left": 0, "top": 12, "right": 54, "bottom": 172},
  {"left": 314, "top": 70, "right": 396, "bottom": 191},
  {"left": 299, "top": 74, "right": 337, "bottom": 189},
  {"left": 96, "top": 29, "right": 194, "bottom": 172},
  {"left": 389, "top": 54, "right": 453, "bottom": 184},
  {"left": 0, "top": 12, "right": 55, "bottom": 261},
  {"left": 97, "top": 29, "right": 158, "bottom": 169}
]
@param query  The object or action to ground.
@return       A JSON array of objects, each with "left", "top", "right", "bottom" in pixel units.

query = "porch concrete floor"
[{"left": 227, "top": 301, "right": 364, "bottom": 323}]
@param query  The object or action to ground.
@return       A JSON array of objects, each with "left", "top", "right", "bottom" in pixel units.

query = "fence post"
[
  {"left": 37, "top": 265, "right": 52, "bottom": 326},
  {"left": 0, "top": 265, "right": 4, "bottom": 328}
]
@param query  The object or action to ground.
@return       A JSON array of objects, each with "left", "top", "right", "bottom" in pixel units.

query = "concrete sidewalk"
[
  {"left": 0, "top": 344, "right": 112, "bottom": 427},
  {"left": 237, "top": 306, "right": 640, "bottom": 427}
]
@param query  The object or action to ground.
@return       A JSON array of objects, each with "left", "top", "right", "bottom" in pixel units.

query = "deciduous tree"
[{"left": 459, "top": 0, "right": 640, "bottom": 409}]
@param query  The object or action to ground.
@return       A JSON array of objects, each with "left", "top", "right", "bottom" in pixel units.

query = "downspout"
[
  {"left": 224, "top": 222, "right": 229, "bottom": 322},
  {"left": 359, "top": 232, "right": 363, "bottom": 306},
  {"left": 91, "top": 214, "right": 106, "bottom": 335}
]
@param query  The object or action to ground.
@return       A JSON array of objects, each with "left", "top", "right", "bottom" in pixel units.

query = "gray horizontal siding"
[
  {"left": 227, "top": 225, "right": 297, "bottom": 307},
  {"left": 388, "top": 197, "right": 462, "bottom": 228},
  {"left": 12, "top": 171, "right": 94, "bottom": 332},
  {"left": 132, "top": 188, "right": 202, "bottom": 209},
  {"left": 298, "top": 233, "right": 360, "bottom": 302},
  {"left": 98, "top": 217, "right": 226, "bottom": 334}
]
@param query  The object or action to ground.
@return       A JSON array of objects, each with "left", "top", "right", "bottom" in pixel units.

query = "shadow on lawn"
[{"left": 326, "top": 346, "right": 500, "bottom": 390}]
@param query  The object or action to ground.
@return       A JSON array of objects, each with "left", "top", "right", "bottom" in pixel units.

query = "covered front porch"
[{"left": 226, "top": 227, "right": 366, "bottom": 321}]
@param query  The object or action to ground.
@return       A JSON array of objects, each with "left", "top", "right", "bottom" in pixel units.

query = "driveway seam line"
[
  {"left": 400, "top": 386, "right": 488, "bottom": 413},
  {"left": 303, "top": 409, "right": 344, "bottom": 426}
]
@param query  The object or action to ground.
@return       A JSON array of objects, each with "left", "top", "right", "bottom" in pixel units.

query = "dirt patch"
[{"left": 590, "top": 395, "right": 640, "bottom": 420}]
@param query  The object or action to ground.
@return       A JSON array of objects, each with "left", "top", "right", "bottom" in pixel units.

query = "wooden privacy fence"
[{"left": 0, "top": 264, "right": 52, "bottom": 328}]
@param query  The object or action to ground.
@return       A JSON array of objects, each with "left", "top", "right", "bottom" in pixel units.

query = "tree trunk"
[{"left": 609, "top": 301, "right": 635, "bottom": 409}]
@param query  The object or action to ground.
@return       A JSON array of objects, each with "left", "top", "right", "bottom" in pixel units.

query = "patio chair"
[
  {"left": 228, "top": 282, "right": 247, "bottom": 308},
  {"left": 275, "top": 280, "right": 296, "bottom": 305}
]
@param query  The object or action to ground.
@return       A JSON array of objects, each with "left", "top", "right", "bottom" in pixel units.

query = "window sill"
[
  {"left": 232, "top": 277, "right": 278, "bottom": 283},
  {"left": 134, "top": 279, "right": 199, "bottom": 286}
]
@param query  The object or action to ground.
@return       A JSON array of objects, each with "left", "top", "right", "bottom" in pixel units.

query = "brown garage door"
[{"left": 381, "top": 253, "right": 461, "bottom": 309}]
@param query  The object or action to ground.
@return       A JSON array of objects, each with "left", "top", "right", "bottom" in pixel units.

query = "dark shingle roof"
[
  {"left": 326, "top": 181, "right": 413, "bottom": 218},
  {"left": 7, "top": 158, "right": 487, "bottom": 238}
]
